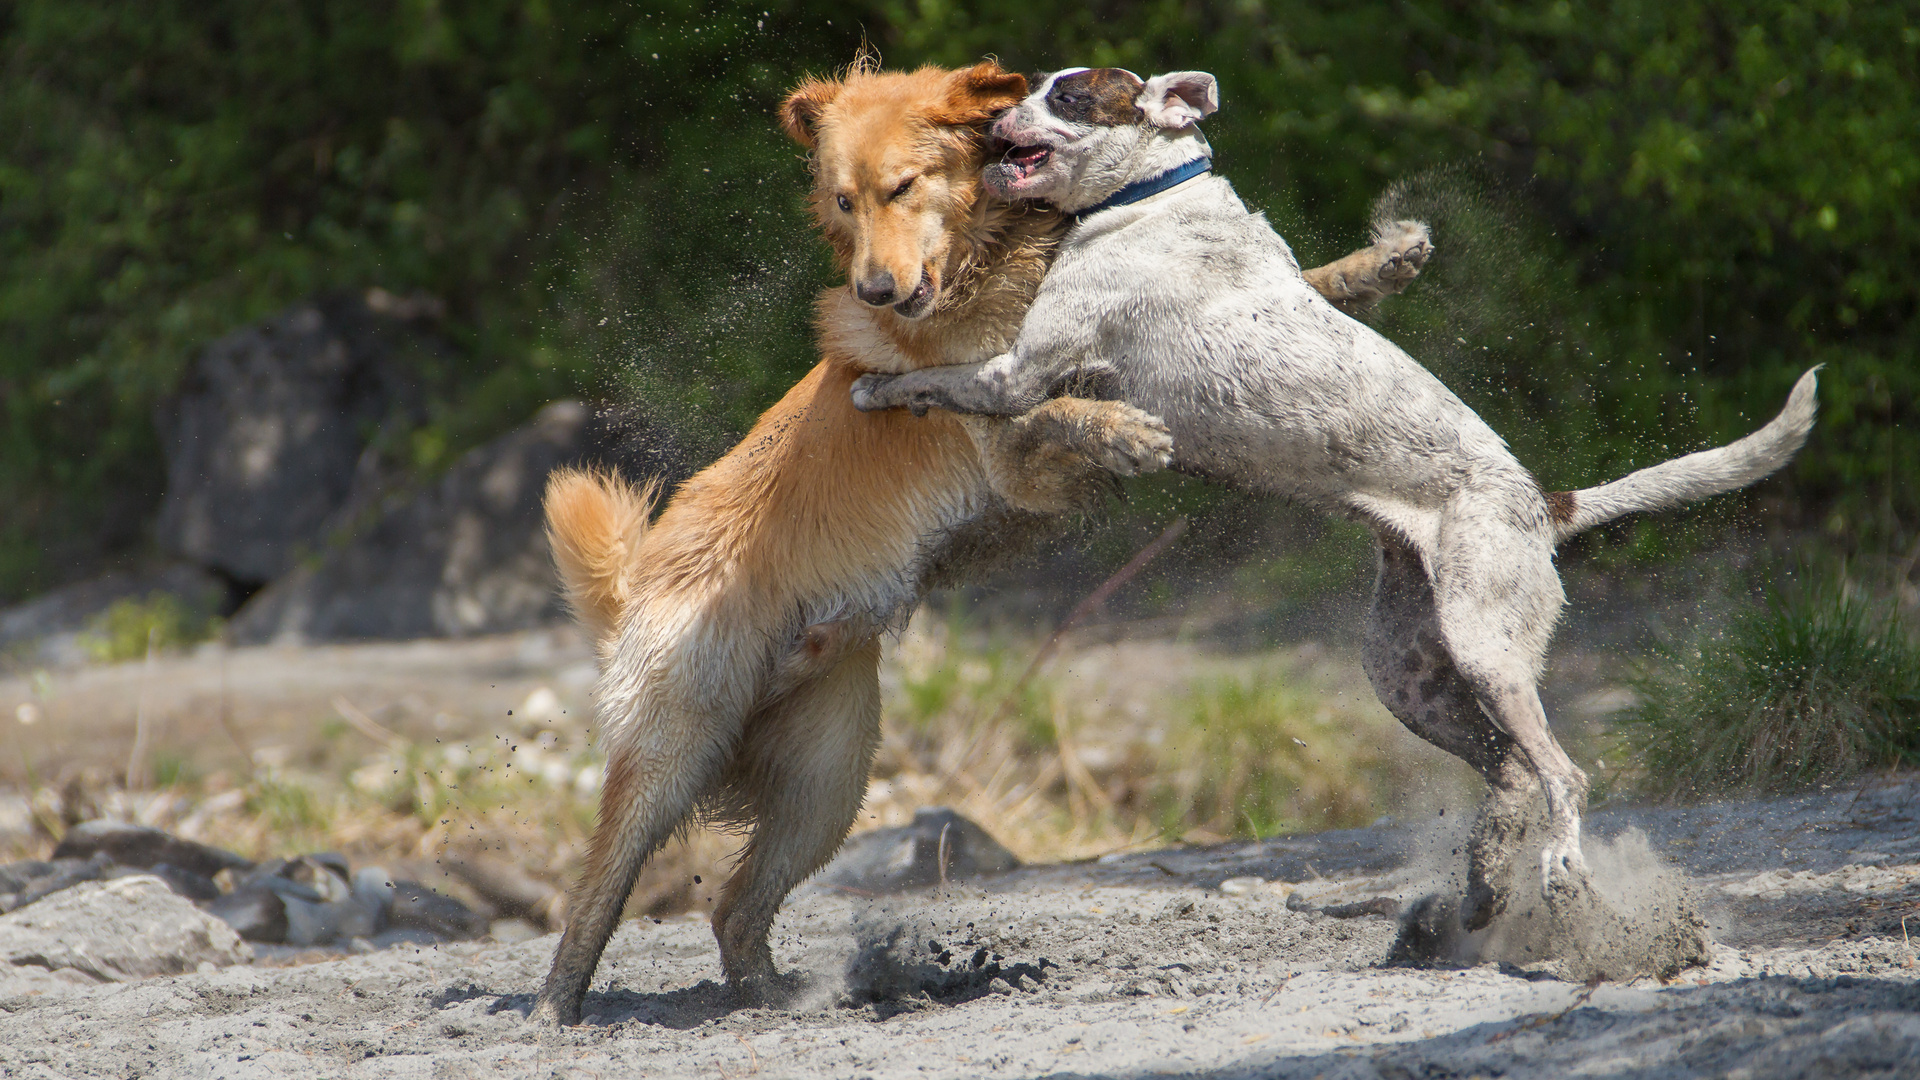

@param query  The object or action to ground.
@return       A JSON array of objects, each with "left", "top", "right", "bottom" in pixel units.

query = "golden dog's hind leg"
[
  {"left": 532, "top": 690, "right": 745, "bottom": 1026},
  {"left": 714, "top": 638, "right": 883, "bottom": 1002},
  {"left": 960, "top": 397, "right": 1174, "bottom": 514}
]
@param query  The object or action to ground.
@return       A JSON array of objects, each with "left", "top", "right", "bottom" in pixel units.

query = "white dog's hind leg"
[
  {"left": 1427, "top": 502, "right": 1590, "bottom": 896},
  {"left": 1363, "top": 535, "right": 1542, "bottom": 930}
]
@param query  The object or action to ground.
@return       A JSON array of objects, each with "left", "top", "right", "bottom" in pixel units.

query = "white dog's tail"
[
  {"left": 1551, "top": 367, "right": 1818, "bottom": 545},
  {"left": 545, "top": 467, "right": 662, "bottom": 647}
]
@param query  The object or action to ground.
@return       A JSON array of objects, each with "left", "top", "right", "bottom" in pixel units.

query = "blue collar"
[{"left": 1070, "top": 157, "right": 1211, "bottom": 220}]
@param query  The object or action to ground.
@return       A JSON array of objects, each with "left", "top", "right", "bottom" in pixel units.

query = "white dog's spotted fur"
[{"left": 854, "top": 67, "right": 1820, "bottom": 930}]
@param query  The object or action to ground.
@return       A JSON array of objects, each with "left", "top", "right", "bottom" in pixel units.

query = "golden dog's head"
[{"left": 781, "top": 61, "right": 1027, "bottom": 320}]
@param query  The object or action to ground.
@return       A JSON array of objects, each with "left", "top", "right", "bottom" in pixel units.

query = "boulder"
[
  {"left": 227, "top": 400, "right": 688, "bottom": 643},
  {"left": 812, "top": 808, "right": 1020, "bottom": 894},
  {"left": 153, "top": 293, "right": 429, "bottom": 586},
  {"left": 387, "top": 880, "right": 489, "bottom": 940},
  {"left": 205, "top": 885, "right": 288, "bottom": 944},
  {"left": 0, "top": 875, "right": 252, "bottom": 981},
  {"left": 52, "top": 820, "right": 254, "bottom": 879},
  {"left": 0, "top": 856, "right": 110, "bottom": 914},
  {"left": 213, "top": 854, "right": 384, "bottom": 945}
]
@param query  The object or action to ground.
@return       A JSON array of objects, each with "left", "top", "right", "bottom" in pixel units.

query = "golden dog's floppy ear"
[
  {"left": 780, "top": 76, "right": 840, "bottom": 148},
  {"left": 932, "top": 60, "right": 1028, "bottom": 127}
]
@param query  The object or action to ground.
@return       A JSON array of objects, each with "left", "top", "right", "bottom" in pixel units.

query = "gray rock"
[
  {"left": 52, "top": 820, "right": 254, "bottom": 879},
  {"left": 387, "top": 881, "right": 488, "bottom": 940},
  {"left": 268, "top": 854, "right": 382, "bottom": 946},
  {"left": 205, "top": 885, "right": 288, "bottom": 944},
  {"left": 115, "top": 863, "right": 222, "bottom": 903},
  {"left": 0, "top": 875, "right": 251, "bottom": 980},
  {"left": 282, "top": 893, "right": 386, "bottom": 947},
  {"left": 153, "top": 294, "right": 430, "bottom": 586},
  {"left": 227, "top": 399, "right": 687, "bottom": 643},
  {"left": 0, "top": 855, "right": 112, "bottom": 914},
  {"left": 813, "top": 808, "right": 1020, "bottom": 894},
  {"left": 0, "top": 860, "right": 53, "bottom": 894}
]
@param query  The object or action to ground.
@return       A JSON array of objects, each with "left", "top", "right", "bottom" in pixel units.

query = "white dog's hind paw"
[
  {"left": 1371, "top": 220, "right": 1433, "bottom": 289},
  {"left": 1538, "top": 839, "right": 1591, "bottom": 895}
]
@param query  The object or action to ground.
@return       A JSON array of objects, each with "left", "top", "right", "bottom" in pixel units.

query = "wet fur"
[
  {"left": 854, "top": 67, "right": 1820, "bottom": 933},
  {"left": 529, "top": 61, "right": 1178, "bottom": 1028},
  {"left": 532, "top": 61, "right": 1439, "bottom": 1026}
]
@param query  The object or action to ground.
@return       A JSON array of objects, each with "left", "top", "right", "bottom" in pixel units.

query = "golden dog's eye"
[
  {"left": 890, "top": 176, "right": 916, "bottom": 201},
  {"left": 836, "top": 194, "right": 852, "bottom": 212}
]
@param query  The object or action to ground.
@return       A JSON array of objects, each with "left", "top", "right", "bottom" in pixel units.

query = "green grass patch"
[
  {"left": 1615, "top": 579, "right": 1920, "bottom": 799},
  {"left": 1150, "top": 668, "right": 1392, "bottom": 839},
  {"left": 80, "top": 593, "right": 222, "bottom": 662}
]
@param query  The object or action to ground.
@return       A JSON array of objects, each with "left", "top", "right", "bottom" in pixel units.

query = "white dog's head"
[{"left": 984, "top": 68, "right": 1218, "bottom": 213}]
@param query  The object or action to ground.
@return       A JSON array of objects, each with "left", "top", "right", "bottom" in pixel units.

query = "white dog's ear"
[{"left": 1137, "top": 71, "right": 1218, "bottom": 129}]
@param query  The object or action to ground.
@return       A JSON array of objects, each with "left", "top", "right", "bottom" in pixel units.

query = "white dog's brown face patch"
[
  {"left": 1035, "top": 68, "right": 1145, "bottom": 126},
  {"left": 986, "top": 68, "right": 1146, "bottom": 203},
  {"left": 984, "top": 68, "right": 1217, "bottom": 211}
]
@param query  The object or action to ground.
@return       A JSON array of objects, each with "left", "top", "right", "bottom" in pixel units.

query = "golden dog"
[{"left": 532, "top": 59, "right": 1427, "bottom": 1025}]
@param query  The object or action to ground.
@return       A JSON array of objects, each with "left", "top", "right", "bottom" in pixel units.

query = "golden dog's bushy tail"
[{"left": 544, "top": 467, "right": 661, "bottom": 646}]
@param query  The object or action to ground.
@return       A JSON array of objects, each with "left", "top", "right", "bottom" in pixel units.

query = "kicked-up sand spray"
[{"left": 1390, "top": 800, "right": 1712, "bottom": 981}]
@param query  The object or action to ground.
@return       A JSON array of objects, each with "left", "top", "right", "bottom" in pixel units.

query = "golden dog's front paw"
[
  {"left": 1370, "top": 219, "right": 1433, "bottom": 290},
  {"left": 1094, "top": 403, "right": 1174, "bottom": 477}
]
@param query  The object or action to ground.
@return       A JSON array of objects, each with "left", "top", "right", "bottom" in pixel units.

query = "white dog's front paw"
[
  {"left": 1097, "top": 404, "right": 1174, "bottom": 477},
  {"left": 1371, "top": 220, "right": 1433, "bottom": 289},
  {"left": 850, "top": 372, "right": 903, "bottom": 412}
]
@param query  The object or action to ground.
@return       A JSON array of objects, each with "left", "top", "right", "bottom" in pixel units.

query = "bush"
[
  {"left": 1616, "top": 578, "right": 1920, "bottom": 799},
  {"left": 7, "top": 1, "right": 1915, "bottom": 602},
  {"left": 80, "top": 592, "right": 222, "bottom": 663}
]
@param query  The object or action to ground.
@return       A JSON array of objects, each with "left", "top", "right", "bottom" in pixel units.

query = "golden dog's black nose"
[{"left": 854, "top": 273, "right": 897, "bottom": 307}]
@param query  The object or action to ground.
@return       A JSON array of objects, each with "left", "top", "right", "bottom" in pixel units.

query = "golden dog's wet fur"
[
  {"left": 532, "top": 60, "right": 1431, "bottom": 1026},
  {"left": 529, "top": 61, "right": 1178, "bottom": 1026}
]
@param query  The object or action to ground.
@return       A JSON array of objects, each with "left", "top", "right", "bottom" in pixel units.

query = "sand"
[{"left": 3, "top": 780, "right": 1917, "bottom": 1079}]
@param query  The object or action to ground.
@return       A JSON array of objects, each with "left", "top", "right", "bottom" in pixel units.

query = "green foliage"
[
  {"left": 4, "top": 1, "right": 1914, "bottom": 601},
  {"left": 0, "top": 1, "right": 847, "bottom": 598},
  {"left": 1616, "top": 578, "right": 1920, "bottom": 799},
  {"left": 149, "top": 750, "right": 199, "bottom": 789},
  {"left": 80, "top": 592, "right": 222, "bottom": 663},
  {"left": 246, "top": 775, "right": 333, "bottom": 836}
]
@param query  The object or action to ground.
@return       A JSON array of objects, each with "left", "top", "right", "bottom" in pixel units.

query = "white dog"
[{"left": 852, "top": 66, "right": 1819, "bottom": 929}]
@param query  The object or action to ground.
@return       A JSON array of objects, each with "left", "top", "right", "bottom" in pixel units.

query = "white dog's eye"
[
  {"left": 836, "top": 194, "right": 853, "bottom": 212},
  {"left": 890, "top": 176, "right": 916, "bottom": 201}
]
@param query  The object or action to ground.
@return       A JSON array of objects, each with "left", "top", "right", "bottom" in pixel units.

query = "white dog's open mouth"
[{"left": 1001, "top": 144, "right": 1052, "bottom": 179}]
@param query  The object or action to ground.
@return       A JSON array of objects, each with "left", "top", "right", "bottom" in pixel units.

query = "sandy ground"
[
  {"left": 4, "top": 629, "right": 1918, "bottom": 1077},
  {"left": 3, "top": 778, "right": 1917, "bottom": 1079}
]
